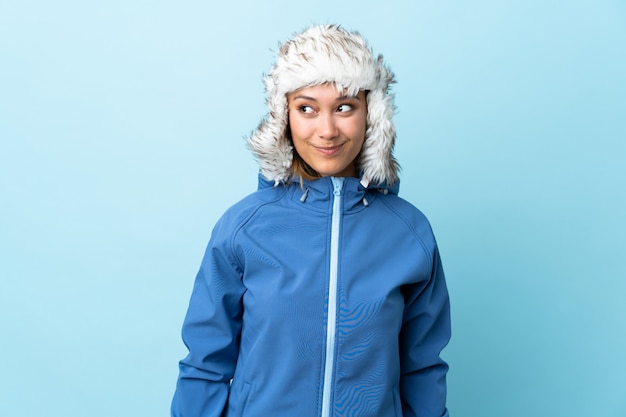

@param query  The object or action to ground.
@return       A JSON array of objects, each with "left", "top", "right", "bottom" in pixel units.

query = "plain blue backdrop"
[{"left": 1, "top": 1, "right": 625, "bottom": 416}]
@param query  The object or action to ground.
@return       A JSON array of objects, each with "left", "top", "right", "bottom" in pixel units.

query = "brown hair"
[
  {"left": 286, "top": 128, "right": 320, "bottom": 182},
  {"left": 290, "top": 152, "right": 321, "bottom": 181}
]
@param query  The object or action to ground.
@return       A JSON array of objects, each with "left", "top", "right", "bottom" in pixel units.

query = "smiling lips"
[{"left": 313, "top": 143, "right": 345, "bottom": 155}]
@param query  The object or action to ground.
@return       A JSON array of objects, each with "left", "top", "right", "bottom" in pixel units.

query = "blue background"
[{"left": 1, "top": 1, "right": 625, "bottom": 416}]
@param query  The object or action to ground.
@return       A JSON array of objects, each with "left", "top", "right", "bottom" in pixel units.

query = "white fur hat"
[{"left": 247, "top": 24, "right": 399, "bottom": 186}]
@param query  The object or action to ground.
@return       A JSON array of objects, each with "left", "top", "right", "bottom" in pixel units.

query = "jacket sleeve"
[
  {"left": 171, "top": 217, "right": 246, "bottom": 417},
  {"left": 400, "top": 243, "right": 451, "bottom": 417}
]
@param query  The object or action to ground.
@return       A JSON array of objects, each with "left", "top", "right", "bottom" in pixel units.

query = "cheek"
[
  {"left": 351, "top": 115, "right": 368, "bottom": 142},
  {"left": 287, "top": 113, "right": 305, "bottom": 138}
]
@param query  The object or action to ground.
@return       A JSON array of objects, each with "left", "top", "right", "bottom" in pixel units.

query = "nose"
[{"left": 317, "top": 113, "right": 339, "bottom": 140}]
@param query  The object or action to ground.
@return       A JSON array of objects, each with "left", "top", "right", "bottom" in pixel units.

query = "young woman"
[{"left": 171, "top": 24, "right": 451, "bottom": 417}]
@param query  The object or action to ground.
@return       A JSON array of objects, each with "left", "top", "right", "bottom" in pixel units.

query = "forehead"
[{"left": 288, "top": 84, "right": 365, "bottom": 101}]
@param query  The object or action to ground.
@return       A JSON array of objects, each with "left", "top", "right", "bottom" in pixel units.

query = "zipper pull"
[{"left": 331, "top": 176, "right": 344, "bottom": 196}]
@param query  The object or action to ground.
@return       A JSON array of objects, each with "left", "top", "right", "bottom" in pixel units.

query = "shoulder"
[
  {"left": 212, "top": 186, "right": 288, "bottom": 237},
  {"left": 375, "top": 192, "right": 438, "bottom": 250}
]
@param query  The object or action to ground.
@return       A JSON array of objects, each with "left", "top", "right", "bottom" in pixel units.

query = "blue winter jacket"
[{"left": 172, "top": 175, "right": 451, "bottom": 417}]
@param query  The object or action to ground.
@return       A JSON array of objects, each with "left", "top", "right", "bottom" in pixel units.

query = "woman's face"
[{"left": 287, "top": 84, "right": 367, "bottom": 178}]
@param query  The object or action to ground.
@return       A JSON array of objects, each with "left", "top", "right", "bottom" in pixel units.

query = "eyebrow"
[{"left": 291, "top": 94, "right": 361, "bottom": 102}]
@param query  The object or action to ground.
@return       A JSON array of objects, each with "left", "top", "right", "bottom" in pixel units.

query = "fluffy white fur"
[{"left": 247, "top": 24, "right": 400, "bottom": 186}]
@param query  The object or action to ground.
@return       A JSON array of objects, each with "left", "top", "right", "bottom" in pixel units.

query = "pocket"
[
  {"left": 235, "top": 381, "right": 252, "bottom": 417},
  {"left": 392, "top": 384, "right": 403, "bottom": 417},
  {"left": 337, "top": 383, "right": 402, "bottom": 417}
]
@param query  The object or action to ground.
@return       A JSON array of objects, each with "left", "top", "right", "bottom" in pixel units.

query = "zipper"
[{"left": 321, "top": 176, "right": 344, "bottom": 417}]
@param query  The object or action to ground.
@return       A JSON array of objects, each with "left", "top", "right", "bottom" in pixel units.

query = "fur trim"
[{"left": 247, "top": 24, "right": 399, "bottom": 186}]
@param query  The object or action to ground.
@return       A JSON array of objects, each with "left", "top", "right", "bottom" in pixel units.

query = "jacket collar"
[{"left": 257, "top": 173, "right": 399, "bottom": 211}]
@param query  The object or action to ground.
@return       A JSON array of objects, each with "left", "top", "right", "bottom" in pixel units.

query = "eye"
[
  {"left": 299, "top": 105, "right": 314, "bottom": 114},
  {"left": 337, "top": 104, "right": 354, "bottom": 113}
]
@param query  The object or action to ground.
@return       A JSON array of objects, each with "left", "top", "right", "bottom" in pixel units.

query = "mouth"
[{"left": 313, "top": 143, "right": 344, "bottom": 155}]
